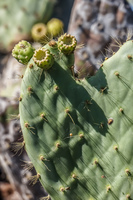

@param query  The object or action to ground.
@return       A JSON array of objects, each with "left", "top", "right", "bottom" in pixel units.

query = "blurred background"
[{"left": 0, "top": 0, "right": 133, "bottom": 199}]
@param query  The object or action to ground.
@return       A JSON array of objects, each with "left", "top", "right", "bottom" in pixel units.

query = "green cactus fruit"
[
  {"left": 58, "top": 33, "right": 77, "bottom": 55},
  {"left": 47, "top": 18, "right": 64, "bottom": 38},
  {"left": 31, "top": 23, "right": 47, "bottom": 42},
  {"left": 0, "top": 0, "right": 55, "bottom": 52},
  {"left": 33, "top": 48, "right": 54, "bottom": 69},
  {"left": 13, "top": 34, "right": 133, "bottom": 200},
  {"left": 12, "top": 40, "right": 35, "bottom": 65}
]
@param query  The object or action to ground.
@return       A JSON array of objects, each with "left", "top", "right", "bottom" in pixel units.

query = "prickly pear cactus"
[
  {"left": 0, "top": 0, "right": 55, "bottom": 52},
  {"left": 12, "top": 34, "right": 133, "bottom": 200}
]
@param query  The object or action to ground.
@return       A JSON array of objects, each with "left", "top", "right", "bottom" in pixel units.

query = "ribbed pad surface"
[{"left": 20, "top": 41, "right": 133, "bottom": 200}]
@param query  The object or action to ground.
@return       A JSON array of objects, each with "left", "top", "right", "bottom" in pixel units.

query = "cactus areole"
[{"left": 12, "top": 34, "right": 133, "bottom": 200}]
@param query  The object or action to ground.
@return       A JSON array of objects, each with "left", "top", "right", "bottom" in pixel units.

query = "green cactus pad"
[
  {"left": 16, "top": 34, "right": 133, "bottom": 200},
  {"left": 33, "top": 48, "right": 54, "bottom": 69},
  {"left": 0, "top": 0, "right": 55, "bottom": 52},
  {"left": 58, "top": 33, "right": 77, "bottom": 55},
  {"left": 12, "top": 40, "right": 35, "bottom": 64}
]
